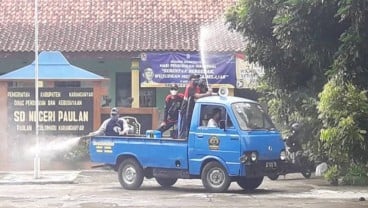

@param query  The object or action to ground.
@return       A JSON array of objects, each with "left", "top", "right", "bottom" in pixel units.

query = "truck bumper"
[{"left": 244, "top": 160, "right": 285, "bottom": 177}]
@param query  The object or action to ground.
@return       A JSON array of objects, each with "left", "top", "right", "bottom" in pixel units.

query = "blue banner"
[{"left": 139, "top": 52, "right": 236, "bottom": 88}]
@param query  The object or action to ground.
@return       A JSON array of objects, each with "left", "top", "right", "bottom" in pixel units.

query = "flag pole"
[{"left": 33, "top": 0, "right": 41, "bottom": 179}]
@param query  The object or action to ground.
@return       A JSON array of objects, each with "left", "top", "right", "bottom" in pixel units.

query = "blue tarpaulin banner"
[{"left": 139, "top": 52, "right": 236, "bottom": 88}]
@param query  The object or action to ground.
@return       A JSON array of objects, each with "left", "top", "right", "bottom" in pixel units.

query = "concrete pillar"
[
  {"left": 93, "top": 81, "right": 102, "bottom": 130},
  {"left": 131, "top": 58, "right": 140, "bottom": 108}
]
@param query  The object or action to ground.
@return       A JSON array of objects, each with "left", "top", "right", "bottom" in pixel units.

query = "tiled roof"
[{"left": 0, "top": 0, "right": 245, "bottom": 52}]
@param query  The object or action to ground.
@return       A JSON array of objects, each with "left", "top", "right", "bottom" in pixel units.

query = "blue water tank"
[{"left": 146, "top": 130, "right": 162, "bottom": 139}]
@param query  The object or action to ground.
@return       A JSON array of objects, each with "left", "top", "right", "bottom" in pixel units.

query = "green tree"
[
  {"left": 317, "top": 1, "right": 368, "bottom": 179},
  {"left": 226, "top": 0, "right": 368, "bottom": 180},
  {"left": 226, "top": 0, "right": 343, "bottom": 159},
  {"left": 226, "top": 0, "right": 343, "bottom": 91},
  {"left": 330, "top": 0, "right": 368, "bottom": 89}
]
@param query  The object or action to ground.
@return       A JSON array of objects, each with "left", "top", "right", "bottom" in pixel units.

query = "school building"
[{"left": 0, "top": 0, "right": 264, "bottom": 166}]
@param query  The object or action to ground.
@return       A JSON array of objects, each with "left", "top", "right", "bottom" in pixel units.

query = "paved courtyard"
[{"left": 0, "top": 170, "right": 367, "bottom": 208}]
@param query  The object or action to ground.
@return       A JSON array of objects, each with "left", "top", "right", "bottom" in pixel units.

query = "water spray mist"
[{"left": 199, "top": 25, "right": 210, "bottom": 88}]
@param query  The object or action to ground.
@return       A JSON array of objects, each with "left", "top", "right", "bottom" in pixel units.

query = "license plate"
[{"left": 265, "top": 161, "right": 277, "bottom": 168}]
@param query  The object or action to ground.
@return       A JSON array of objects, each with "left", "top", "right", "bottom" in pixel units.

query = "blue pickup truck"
[{"left": 89, "top": 94, "right": 286, "bottom": 192}]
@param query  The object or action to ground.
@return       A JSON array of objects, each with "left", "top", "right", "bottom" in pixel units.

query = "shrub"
[
  {"left": 342, "top": 165, "right": 368, "bottom": 186},
  {"left": 324, "top": 165, "right": 340, "bottom": 186},
  {"left": 318, "top": 78, "right": 368, "bottom": 171}
]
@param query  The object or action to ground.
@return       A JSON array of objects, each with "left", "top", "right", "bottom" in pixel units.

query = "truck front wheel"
[
  {"left": 118, "top": 158, "right": 144, "bottom": 190},
  {"left": 201, "top": 161, "right": 231, "bottom": 192},
  {"left": 155, "top": 177, "right": 178, "bottom": 187},
  {"left": 237, "top": 177, "right": 263, "bottom": 191}
]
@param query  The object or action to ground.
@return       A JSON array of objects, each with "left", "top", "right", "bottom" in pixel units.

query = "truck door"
[{"left": 189, "top": 104, "right": 241, "bottom": 176}]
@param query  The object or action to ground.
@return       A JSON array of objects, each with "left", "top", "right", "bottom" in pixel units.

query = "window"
[
  {"left": 232, "top": 102, "right": 274, "bottom": 130},
  {"left": 140, "top": 88, "right": 156, "bottom": 107},
  {"left": 116, "top": 72, "right": 132, "bottom": 107},
  {"left": 200, "top": 105, "right": 227, "bottom": 128}
]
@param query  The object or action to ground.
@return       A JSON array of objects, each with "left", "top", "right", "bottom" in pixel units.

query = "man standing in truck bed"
[
  {"left": 158, "top": 84, "right": 184, "bottom": 136},
  {"left": 179, "top": 74, "right": 214, "bottom": 139}
]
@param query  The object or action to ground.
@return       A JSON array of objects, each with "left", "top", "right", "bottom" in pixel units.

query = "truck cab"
[{"left": 89, "top": 94, "right": 286, "bottom": 192}]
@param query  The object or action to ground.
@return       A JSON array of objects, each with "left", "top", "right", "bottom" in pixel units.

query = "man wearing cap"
[
  {"left": 179, "top": 74, "right": 214, "bottom": 139},
  {"left": 158, "top": 84, "right": 184, "bottom": 136},
  {"left": 88, "top": 107, "right": 130, "bottom": 136}
]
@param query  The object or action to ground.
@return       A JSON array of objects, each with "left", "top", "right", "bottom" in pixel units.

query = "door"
[{"left": 189, "top": 104, "right": 241, "bottom": 176}]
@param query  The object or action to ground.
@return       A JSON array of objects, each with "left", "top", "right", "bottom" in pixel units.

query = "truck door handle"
[
  {"left": 197, "top": 134, "right": 203, "bottom": 138},
  {"left": 230, "top": 135, "right": 239, "bottom": 140}
]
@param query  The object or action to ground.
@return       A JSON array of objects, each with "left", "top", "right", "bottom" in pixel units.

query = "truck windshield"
[{"left": 232, "top": 102, "right": 275, "bottom": 131}]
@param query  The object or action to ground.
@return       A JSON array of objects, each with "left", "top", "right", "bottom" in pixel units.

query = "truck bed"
[{"left": 89, "top": 136, "right": 189, "bottom": 169}]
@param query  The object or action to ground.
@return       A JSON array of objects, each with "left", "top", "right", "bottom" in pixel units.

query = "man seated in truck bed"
[{"left": 88, "top": 107, "right": 130, "bottom": 136}]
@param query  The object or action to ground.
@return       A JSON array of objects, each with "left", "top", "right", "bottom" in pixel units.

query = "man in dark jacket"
[
  {"left": 178, "top": 74, "right": 214, "bottom": 139},
  {"left": 158, "top": 84, "right": 184, "bottom": 135},
  {"left": 88, "top": 107, "right": 129, "bottom": 136}
]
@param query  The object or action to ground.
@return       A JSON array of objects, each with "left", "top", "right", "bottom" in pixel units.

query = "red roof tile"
[{"left": 0, "top": 0, "right": 245, "bottom": 52}]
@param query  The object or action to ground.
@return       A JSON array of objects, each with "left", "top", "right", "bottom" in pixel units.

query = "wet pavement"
[
  {"left": 0, "top": 170, "right": 367, "bottom": 208},
  {"left": 0, "top": 171, "right": 80, "bottom": 184}
]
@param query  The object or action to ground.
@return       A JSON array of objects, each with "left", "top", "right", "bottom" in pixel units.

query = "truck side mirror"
[
  {"left": 219, "top": 120, "right": 226, "bottom": 130},
  {"left": 291, "top": 123, "right": 300, "bottom": 131}
]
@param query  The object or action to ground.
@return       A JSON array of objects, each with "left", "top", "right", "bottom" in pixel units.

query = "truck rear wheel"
[
  {"left": 237, "top": 177, "right": 264, "bottom": 191},
  {"left": 268, "top": 173, "right": 279, "bottom": 181},
  {"left": 118, "top": 158, "right": 144, "bottom": 190},
  {"left": 155, "top": 177, "right": 178, "bottom": 187},
  {"left": 201, "top": 161, "right": 231, "bottom": 193}
]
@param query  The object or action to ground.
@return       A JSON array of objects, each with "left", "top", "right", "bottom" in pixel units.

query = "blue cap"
[{"left": 111, "top": 107, "right": 118, "bottom": 115}]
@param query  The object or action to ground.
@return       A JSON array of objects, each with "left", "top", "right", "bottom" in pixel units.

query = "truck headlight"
[
  {"left": 280, "top": 150, "right": 286, "bottom": 161},
  {"left": 240, "top": 151, "right": 258, "bottom": 163},
  {"left": 251, "top": 152, "right": 257, "bottom": 162}
]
